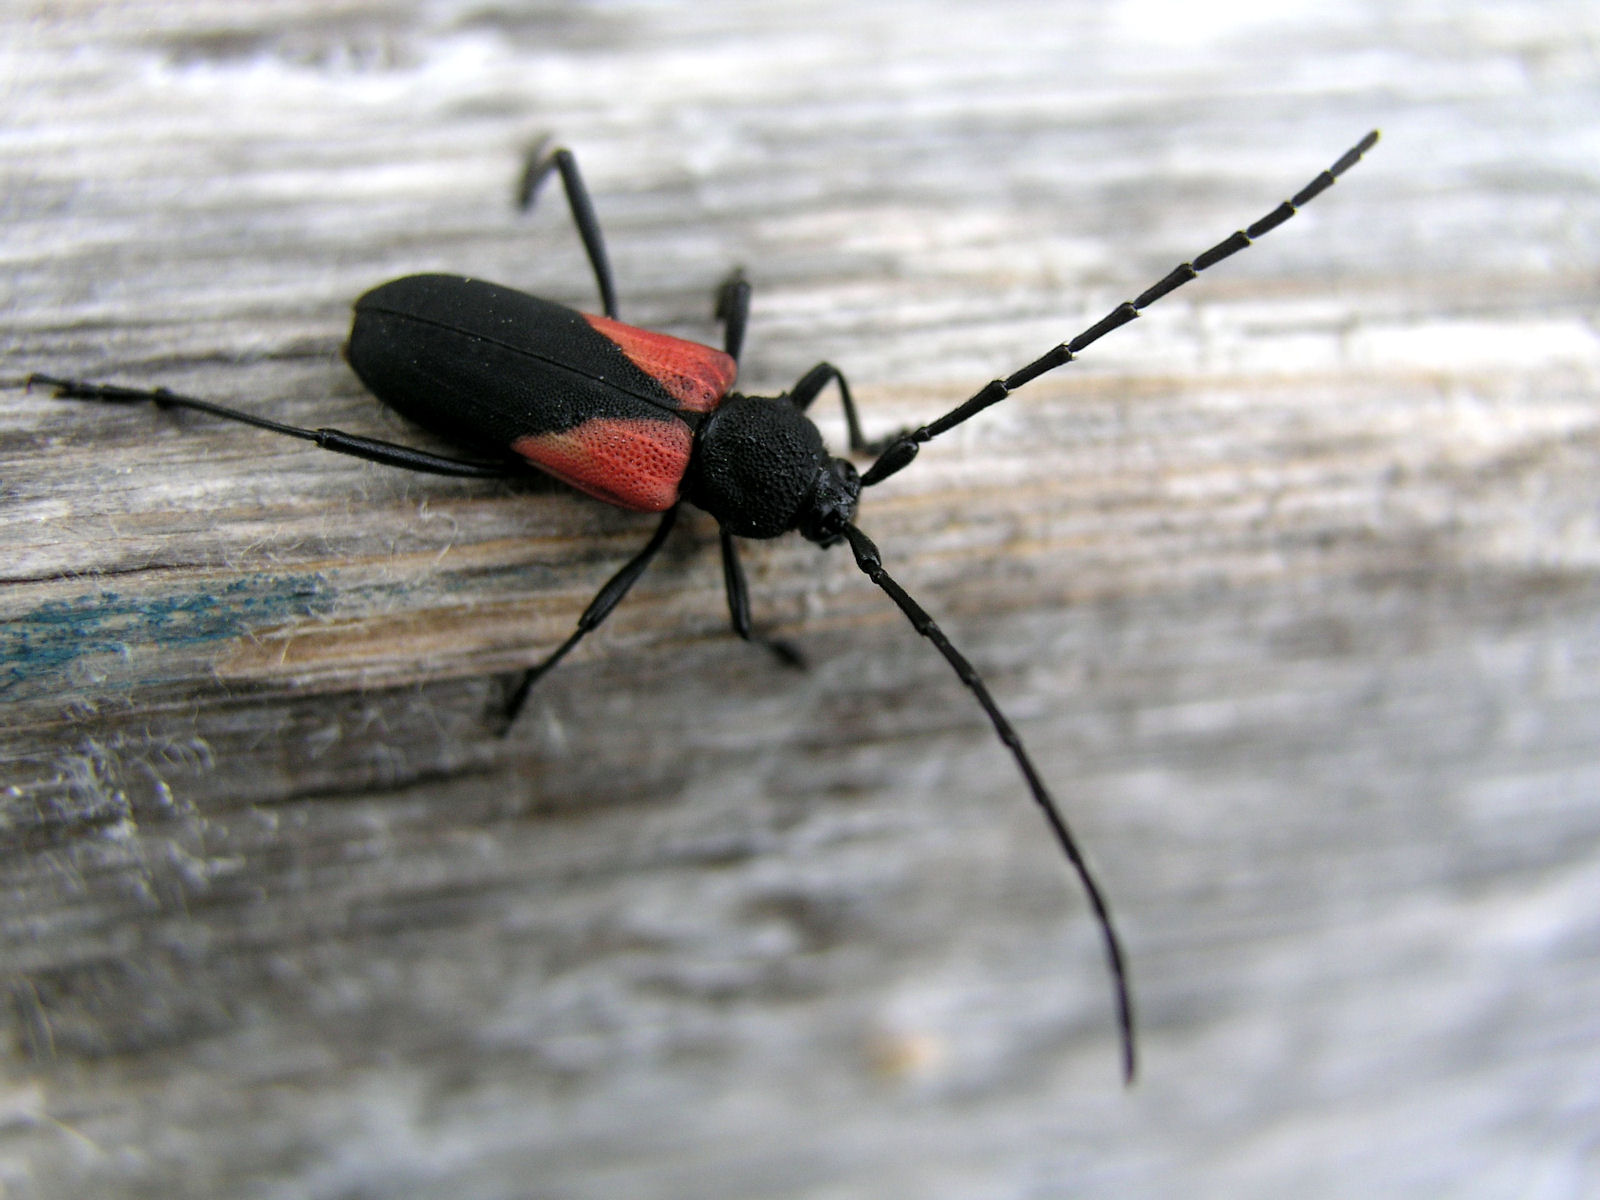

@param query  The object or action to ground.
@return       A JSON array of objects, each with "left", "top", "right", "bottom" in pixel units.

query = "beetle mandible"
[{"left": 32, "top": 130, "right": 1380, "bottom": 1081}]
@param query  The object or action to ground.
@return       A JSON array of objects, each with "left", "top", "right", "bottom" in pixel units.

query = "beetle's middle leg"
[
  {"left": 502, "top": 506, "right": 679, "bottom": 725},
  {"left": 719, "top": 528, "right": 804, "bottom": 670}
]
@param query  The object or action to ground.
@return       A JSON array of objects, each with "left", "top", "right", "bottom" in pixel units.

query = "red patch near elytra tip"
[
  {"left": 584, "top": 313, "right": 736, "bottom": 413},
  {"left": 512, "top": 416, "right": 693, "bottom": 512}
]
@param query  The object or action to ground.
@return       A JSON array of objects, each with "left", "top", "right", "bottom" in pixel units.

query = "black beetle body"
[{"left": 32, "top": 131, "right": 1380, "bottom": 1082}]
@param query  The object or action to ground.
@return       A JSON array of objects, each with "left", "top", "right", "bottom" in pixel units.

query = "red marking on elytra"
[
  {"left": 512, "top": 416, "right": 693, "bottom": 512},
  {"left": 584, "top": 313, "right": 736, "bottom": 413}
]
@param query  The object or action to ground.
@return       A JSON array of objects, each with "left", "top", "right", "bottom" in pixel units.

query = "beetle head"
[
  {"left": 686, "top": 394, "right": 859, "bottom": 542},
  {"left": 795, "top": 455, "right": 860, "bottom": 546}
]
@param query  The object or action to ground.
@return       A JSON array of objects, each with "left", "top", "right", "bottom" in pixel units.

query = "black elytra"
[{"left": 31, "top": 130, "right": 1380, "bottom": 1082}]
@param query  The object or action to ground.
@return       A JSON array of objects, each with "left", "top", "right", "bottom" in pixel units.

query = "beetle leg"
[
  {"left": 502, "top": 506, "right": 680, "bottom": 725},
  {"left": 714, "top": 269, "right": 752, "bottom": 363},
  {"left": 516, "top": 138, "right": 621, "bottom": 320},
  {"left": 29, "top": 374, "right": 516, "bottom": 478},
  {"left": 787, "top": 362, "right": 907, "bottom": 456},
  {"left": 719, "top": 528, "right": 805, "bottom": 669}
]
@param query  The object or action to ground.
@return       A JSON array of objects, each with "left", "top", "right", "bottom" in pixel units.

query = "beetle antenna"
[
  {"left": 860, "top": 130, "right": 1379, "bottom": 487},
  {"left": 840, "top": 523, "right": 1136, "bottom": 1082}
]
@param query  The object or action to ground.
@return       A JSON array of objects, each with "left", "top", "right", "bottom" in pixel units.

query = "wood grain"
[{"left": 3, "top": 2, "right": 1597, "bottom": 1197}]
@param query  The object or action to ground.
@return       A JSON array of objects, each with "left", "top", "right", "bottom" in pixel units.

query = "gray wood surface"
[{"left": 3, "top": 2, "right": 1596, "bottom": 1197}]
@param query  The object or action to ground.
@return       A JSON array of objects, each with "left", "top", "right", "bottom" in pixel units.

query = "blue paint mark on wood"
[{"left": 1, "top": 575, "right": 332, "bottom": 699}]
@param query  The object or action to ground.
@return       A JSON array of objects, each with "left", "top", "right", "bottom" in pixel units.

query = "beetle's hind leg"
[
  {"left": 714, "top": 269, "right": 752, "bottom": 363},
  {"left": 719, "top": 529, "right": 805, "bottom": 670},
  {"left": 29, "top": 374, "right": 517, "bottom": 478},
  {"left": 516, "top": 138, "right": 620, "bottom": 320}
]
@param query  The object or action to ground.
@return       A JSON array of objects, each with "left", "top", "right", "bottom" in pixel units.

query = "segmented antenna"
[
  {"left": 861, "top": 130, "right": 1380, "bottom": 487},
  {"left": 841, "top": 523, "right": 1138, "bottom": 1080},
  {"left": 847, "top": 131, "right": 1381, "bottom": 1079}
]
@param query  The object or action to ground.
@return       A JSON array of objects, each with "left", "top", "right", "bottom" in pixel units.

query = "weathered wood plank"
[{"left": 3, "top": 2, "right": 1598, "bottom": 1197}]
